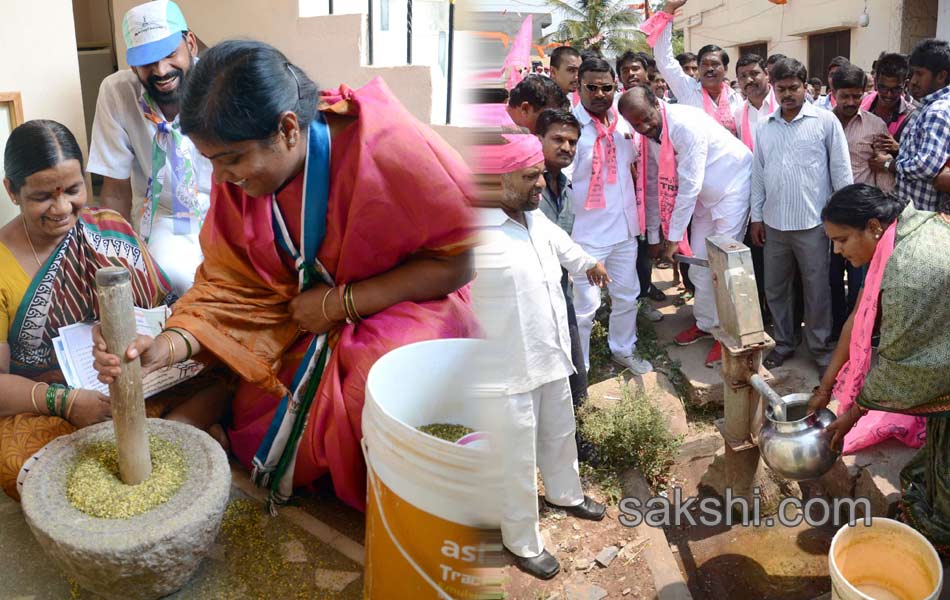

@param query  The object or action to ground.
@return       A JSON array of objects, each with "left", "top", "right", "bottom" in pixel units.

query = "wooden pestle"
[{"left": 95, "top": 267, "right": 151, "bottom": 485}]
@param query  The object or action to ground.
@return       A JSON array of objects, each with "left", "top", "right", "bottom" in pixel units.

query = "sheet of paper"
[{"left": 55, "top": 307, "right": 203, "bottom": 399}]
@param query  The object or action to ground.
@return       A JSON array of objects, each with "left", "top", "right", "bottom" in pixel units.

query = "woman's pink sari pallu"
[{"left": 164, "top": 78, "right": 480, "bottom": 511}]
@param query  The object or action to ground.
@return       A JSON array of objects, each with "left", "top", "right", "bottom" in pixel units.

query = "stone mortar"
[{"left": 20, "top": 418, "right": 231, "bottom": 600}]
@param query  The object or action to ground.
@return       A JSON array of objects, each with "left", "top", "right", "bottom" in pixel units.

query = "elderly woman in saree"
[
  {"left": 94, "top": 40, "right": 479, "bottom": 512},
  {"left": 810, "top": 183, "right": 950, "bottom": 554},
  {"left": 0, "top": 120, "right": 223, "bottom": 500}
]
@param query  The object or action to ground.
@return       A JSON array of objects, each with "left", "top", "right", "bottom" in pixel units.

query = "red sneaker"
[
  {"left": 705, "top": 341, "right": 722, "bottom": 367},
  {"left": 673, "top": 324, "right": 712, "bottom": 346}
]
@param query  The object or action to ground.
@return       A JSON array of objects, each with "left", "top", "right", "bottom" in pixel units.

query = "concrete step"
[{"left": 817, "top": 429, "right": 918, "bottom": 518}]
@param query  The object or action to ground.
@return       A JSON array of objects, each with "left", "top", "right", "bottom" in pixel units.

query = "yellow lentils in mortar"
[{"left": 66, "top": 435, "right": 187, "bottom": 519}]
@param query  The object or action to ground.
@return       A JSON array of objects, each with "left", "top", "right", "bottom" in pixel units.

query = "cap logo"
[{"left": 132, "top": 15, "right": 168, "bottom": 39}]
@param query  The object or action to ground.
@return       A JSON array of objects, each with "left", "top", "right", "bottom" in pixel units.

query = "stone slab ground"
[{"left": 0, "top": 465, "right": 365, "bottom": 599}]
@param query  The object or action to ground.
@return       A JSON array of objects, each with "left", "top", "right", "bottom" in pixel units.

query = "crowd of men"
[{"left": 480, "top": 0, "right": 950, "bottom": 579}]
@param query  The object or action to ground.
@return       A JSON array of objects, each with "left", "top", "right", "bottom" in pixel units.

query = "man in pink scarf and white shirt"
[
  {"left": 642, "top": 0, "right": 743, "bottom": 135},
  {"left": 734, "top": 54, "right": 778, "bottom": 152},
  {"left": 619, "top": 85, "right": 753, "bottom": 366},
  {"left": 567, "top": 58, "right": 653, "bottom": 376}
]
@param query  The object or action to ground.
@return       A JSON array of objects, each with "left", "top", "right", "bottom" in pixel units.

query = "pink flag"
[{"left": 504, "top": 16, "right": 533, "bottom": 90}]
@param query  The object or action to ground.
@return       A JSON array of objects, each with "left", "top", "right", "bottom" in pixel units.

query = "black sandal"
[{"left": 764, "top": 349, "right": 793, "bottom": 369}]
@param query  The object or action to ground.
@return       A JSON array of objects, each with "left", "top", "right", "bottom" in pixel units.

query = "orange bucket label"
[{"left": 364, "top": 470, "right": 503, "bottom": 599}]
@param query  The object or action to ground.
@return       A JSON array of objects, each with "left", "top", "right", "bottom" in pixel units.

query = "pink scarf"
[
  {"left": 703, "top": 86, "right": 737, "bottom": 135},
  {"left": 833, "top": 221, "right": 897, "bottom": 405},
  {"left": 632, "top": 134, "right": 648, "bottom": 237},
  {"left": 571, "top": 90, "right": 581, "bottom": 107},
  {"left": 639, "top": 11, "right": 673, "bottom": 47},
  {"left": 860, "top": 92, "right": 909, "bottom": 137},
  {"left": 832, "top": 220, "right": 926, "bottom": 454},
  {"left": 639, "top": 104, "right": 692, "bottom": 255},
  {"left": 584, "top": 107, "right": 619, "bottom": 210},
  {"left": 740, "top": 89, "right": 776, "bottom": 151}
]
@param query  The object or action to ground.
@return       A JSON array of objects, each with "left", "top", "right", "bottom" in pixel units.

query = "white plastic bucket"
[
  {"left": 830, "top": 517, "right": 944, "bottom": 600},
  {"left": 362, "top": 338, "right": 504, "bottom": 599}
]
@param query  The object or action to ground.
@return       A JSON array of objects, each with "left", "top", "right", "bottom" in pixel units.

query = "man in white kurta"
[
  {"left": 619, "top": 86, "right": 753, "bottom": 366},
  {"left": 568, "top": 58, "right": 652, "bottom": 375},
  {"left": 644, "top": 0, "right": 742, "bottom": 132},
  {"left": 475, "top": 134, "right": 608, "bottom": 580}
]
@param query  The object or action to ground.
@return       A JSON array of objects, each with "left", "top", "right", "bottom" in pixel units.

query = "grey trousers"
[{"left": 763, "top": 225, "right": 833, "bottom": 365}]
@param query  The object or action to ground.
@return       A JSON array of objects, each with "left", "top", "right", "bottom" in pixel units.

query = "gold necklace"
[{"left": 21, "top": 216, "right": 42, "bottom": 267}]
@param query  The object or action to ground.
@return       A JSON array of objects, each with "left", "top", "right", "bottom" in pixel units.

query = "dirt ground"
[{"left": 501, "top": 493, "right": 656, "bottom": 600}]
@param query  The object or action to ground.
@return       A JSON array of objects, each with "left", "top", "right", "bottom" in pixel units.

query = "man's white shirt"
[
  {"left": 87, "top": 70, "right": 212, "bottom": 230},
  {"left": 567, "top": 103, "right": 641, "bottom": 247},
  {"left": 644, "top": 103, "right": 753, "bottom": 244},
  {"left": 653, "top": 19, "right": 743, "bottom": 115},
  {"left": 477, "top": 208, "right": 597, "bottom": 395}
]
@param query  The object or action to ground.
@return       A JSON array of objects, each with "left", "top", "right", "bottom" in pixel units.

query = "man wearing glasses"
[{"left": 567, "top": 58, "right": 653, "bottom": 376}]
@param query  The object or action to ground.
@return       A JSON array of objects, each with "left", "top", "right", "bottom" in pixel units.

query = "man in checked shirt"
[{"left": 874, "top": 39, "right": 950, "bottom": 213}]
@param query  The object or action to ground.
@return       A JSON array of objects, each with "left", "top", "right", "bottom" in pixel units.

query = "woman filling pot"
[
  {"left": 0, "top": 120, "right": 224, "bottom": 500},
  {"left": 810, "top": 183, "right": 950, "bottom": 554},
  {"left": 94, "top": 40, "right": 479, "bottom": 511}
]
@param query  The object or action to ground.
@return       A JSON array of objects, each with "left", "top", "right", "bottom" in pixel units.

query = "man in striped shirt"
[
  {"left": 749, "top": 58, "right": 853, "bottom": 370},
  {"left": 876, "top": 39, "right": 950, "bottom": 213}
]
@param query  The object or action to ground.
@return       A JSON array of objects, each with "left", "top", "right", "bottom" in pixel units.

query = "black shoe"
[
  {"left": 512, "top": 549, "right": 560, "bottom": 580},
  {"left": 763, "top": 349, "right": 794, "bottom": 369},
  {"left": 648, "top": 285, "right": 667, "bottom": 302},
  {"left": 545, "top": 495, "right": 606, "bottom": 521}
]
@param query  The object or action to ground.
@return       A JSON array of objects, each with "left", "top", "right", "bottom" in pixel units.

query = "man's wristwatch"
[{"left": 884, "top": 157, "right": 894, "bottom": 172}]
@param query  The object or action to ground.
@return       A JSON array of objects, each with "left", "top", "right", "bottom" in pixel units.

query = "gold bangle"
[
  {"left": 65, "top": 389, "right": 77, "bottom": 421},
  {"left": 321, "top": 287, "right": 336, "bottom": 323},
  {"left": 30, "top": 382, "right": 44, "bottom": 414},
  {"left": 348, "top": 284, "right": 363, "bottom": 321},
  {"left": 161, "top": 333, "right": 176, "bottom": 369}
]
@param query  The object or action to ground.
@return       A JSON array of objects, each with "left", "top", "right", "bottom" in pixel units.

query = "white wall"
[
  {"left": 939, "top": 0, "right": 950, "bottom": 40},
  {"left": 0, "top": 0, "right": 87, "bottom": 225},
  {"left": 678, "top": 0, "right": 904, "bottom": 73},
  {"left": 111, "top": 0, "right": 444, "bottom": 123}
]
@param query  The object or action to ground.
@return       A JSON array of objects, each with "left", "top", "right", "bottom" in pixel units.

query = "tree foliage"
[{"left": 545, "top": 0, "right": 645, "bottom": 56}]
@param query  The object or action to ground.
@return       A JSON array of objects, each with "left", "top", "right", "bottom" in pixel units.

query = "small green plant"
[{"left": 578, "top": 380, "right": 682, "bottom": 489}]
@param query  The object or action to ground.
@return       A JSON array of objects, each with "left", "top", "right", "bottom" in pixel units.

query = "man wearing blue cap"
[{"left": 88, "top": 0, "right": 211, "bottom": 297}]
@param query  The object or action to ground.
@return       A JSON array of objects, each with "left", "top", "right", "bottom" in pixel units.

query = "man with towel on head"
[
  {"left": 619, "top": 85, "right": 753, "bottom": 367},
  {"left": 474, "top": 133, "right": 608, "bottom": 580}
]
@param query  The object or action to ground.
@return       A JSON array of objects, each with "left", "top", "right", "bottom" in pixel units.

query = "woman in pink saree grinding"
[{"left": 94, "top": 40, "right": 479, "bottom": 511}]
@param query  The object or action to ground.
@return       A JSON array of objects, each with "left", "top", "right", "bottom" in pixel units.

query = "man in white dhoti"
[{"left": 474, "top": 134, "right": 608, "bottom": 580}]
